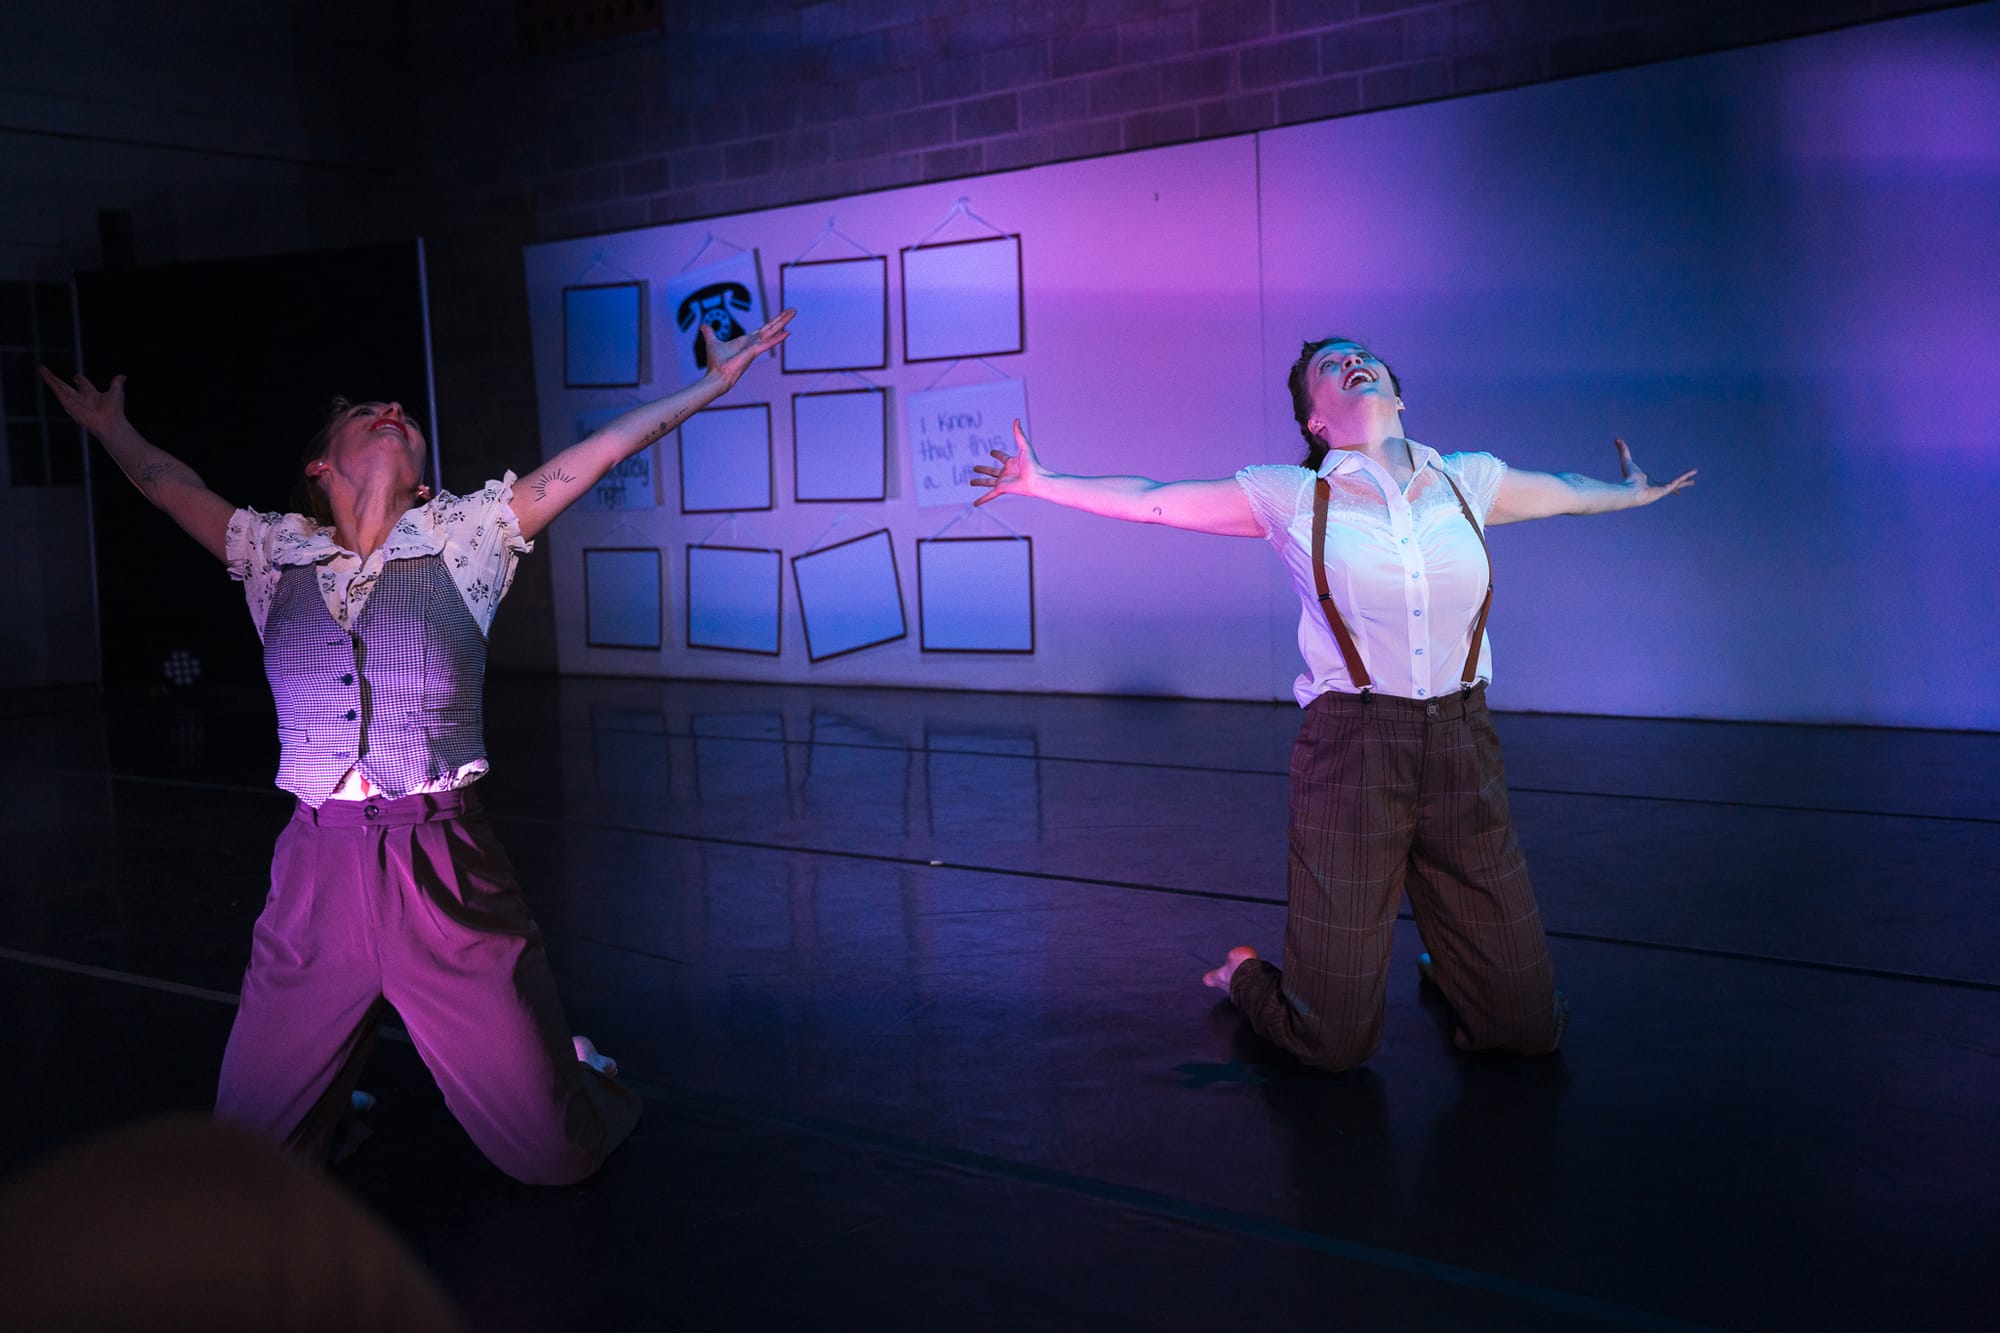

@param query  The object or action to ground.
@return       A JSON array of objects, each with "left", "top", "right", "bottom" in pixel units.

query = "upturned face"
[
  {"left": 315, "top": 400, "right": 427, "bottom": 487},
  {"left": 1304, "top": 341, "right": 1402, "bottom": 441}
]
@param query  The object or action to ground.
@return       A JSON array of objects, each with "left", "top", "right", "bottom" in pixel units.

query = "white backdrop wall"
[{"left": 523, "top": 3, "right": 2000, "bottom": 730}]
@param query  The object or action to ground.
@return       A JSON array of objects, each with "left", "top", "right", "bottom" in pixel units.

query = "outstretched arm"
[
  {"left": 39, "top": 368, "right": 236, "bottom": 561},
  {"left": 1486, "top": 438, "right": 1696, "bottom": 526},
  {"left": 969, "top": 421, "right": 1260, "bottom": 537},
  {"left": 510, "top": 308, "right": 795, "bottom": 539}
]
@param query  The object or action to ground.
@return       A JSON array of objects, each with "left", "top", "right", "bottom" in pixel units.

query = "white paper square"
[
  {"left": 780, "top": 258, "right": 887, "bottom": 371},
  {"left": 792, "top": 530, "right": 907, "bottom": 661},
  {"left": 905, "top": 378, "right": 1028, "bottom": 509},
  {"left": 918, "top": 538, "right": 1033, "bottom": 652},
  {"left": 583, "top": 548, "right": 662, "bottom": 649},
  {"left": 687, "top": 545, "right": 782, "bottom": 654},
  {"left": 793, "top": 389, "right": 887, "bottom": 502},
  {"left": 679, "top": 404, "right": 772, "bottom": 513},
  {"left": 663, "top": 252, "right": 766, "bottom": 387},
  {"left": 564, "top": 284, "right": 644, "bottom": 387},
  {"left": 901, "top": 236, "right": 1022, "bottom": 362}
]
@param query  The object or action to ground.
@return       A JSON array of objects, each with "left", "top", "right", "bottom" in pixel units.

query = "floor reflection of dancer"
[
  {"left": 972, "top": 337, "right": 1694, "bottom": 1071},
  {"left": 39, "top": 307, "right": 792, "bottom": 1180}
]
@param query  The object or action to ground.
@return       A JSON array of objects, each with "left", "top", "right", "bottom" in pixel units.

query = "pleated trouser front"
[
  {"left": 214, "top": 786, "right": 641, "bottom": 1185},
  {"left": 1230, "top": 684, "right": 1567, "bottom": 1071}
]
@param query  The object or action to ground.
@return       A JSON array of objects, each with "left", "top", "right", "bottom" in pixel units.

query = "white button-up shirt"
[{"left": 1237, "top": 443, "right": 1506, "bottom": 706}]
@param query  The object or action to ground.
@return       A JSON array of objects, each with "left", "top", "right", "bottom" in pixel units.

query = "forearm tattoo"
[
  {"left": 136, "top": 460, "right": 190, "bottom": 494},
  {"left": 639, "top": 411, "right": 687, "bottom": 447},
  {"left": 530, "top": 467, "right": 576, "bottom": 501}
]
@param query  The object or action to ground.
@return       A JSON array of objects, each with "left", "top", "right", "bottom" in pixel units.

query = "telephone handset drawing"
[{"left": 676, "top": 283, "right": 754, "bottom": 367}]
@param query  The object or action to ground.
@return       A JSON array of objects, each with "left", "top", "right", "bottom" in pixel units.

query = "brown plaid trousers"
[{"left": 1229, "top": 683, "right": 1568, "bottom": 1070}]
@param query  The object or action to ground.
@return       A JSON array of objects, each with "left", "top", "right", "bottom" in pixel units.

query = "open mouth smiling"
[{"left": 1342, "top": 366, "right": 1379, "bottom": 391}]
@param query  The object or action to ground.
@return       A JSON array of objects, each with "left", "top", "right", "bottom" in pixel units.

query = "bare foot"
[
  {"left": 572, "top": 1035, "right": 619, "bottom": 1078},
  {"left": 1202, "top": 945, "right": 1258, "bottom": 991}
]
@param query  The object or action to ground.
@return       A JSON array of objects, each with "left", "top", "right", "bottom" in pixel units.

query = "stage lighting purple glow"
[{"left": 524, "top": 3, "right": 2000, "bottom": 730}]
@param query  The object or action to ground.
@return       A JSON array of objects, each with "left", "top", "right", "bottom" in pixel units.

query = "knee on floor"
[
  {"left": 1454, "top": 992, "right": 1568, "bottom": 1058},
  {"left": 1297, "top": 1029, "right": 1383, "bottom": 1074}
]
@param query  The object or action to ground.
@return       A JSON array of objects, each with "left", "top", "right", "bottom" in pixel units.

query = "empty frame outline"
[
  {"left": 563, "top": 282, "right": 645, "bottom": 388},
  {"left": 582, "top": 546, "right": 664, "bottom": 651},
  {"left": 779, "top": 256, "right": 889, "bottom": 372},
  {"left": 678, "top": 402, "right": 774, "bottom": 514},
  {"left": 792, "top": 387, "right": 888, "bottom": 503},
  {"left": 917, "top": 536, "right": 1035, "bottom": 654},
  {"left": 791, "top": 528, "right": 908, "bottom": 662},
  {"left": 686, "top": 543, "right": 783, "bottom": 656},
  {"left": 900, "top": 235, "right": 1024, "bottom": 363}
]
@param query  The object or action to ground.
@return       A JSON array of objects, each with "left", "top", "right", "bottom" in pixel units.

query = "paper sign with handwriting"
[{"left": 903, "top": 378, "right": 1028, "bottom": 510}]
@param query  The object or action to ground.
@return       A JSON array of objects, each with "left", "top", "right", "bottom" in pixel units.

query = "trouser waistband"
[
  {"left": 1305, "top": 680, "right": 1489, "bottom": 722},
  {"left": 292, "top": 786, "right": 480, "bottom": 828}
]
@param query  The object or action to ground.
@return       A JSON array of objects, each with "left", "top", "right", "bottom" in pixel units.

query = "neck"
[
  {"left": 1321, "top": 426, "right": 1411, "bottom": 474},
  {"left": 329, "top": 475, "right": 417, "bottom": 558}
]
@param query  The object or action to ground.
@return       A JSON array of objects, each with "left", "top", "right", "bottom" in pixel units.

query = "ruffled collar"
[{"left": 268, "top": 494, "right": 454, "bottom": 568}]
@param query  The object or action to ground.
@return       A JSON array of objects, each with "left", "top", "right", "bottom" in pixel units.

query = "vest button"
[
  {"left": 340, "top": 673, "right": 354, "bottom": 686},
  {"left": 363, "top": 804, "right": 380, "bottom": 819},
  {"left": 345, "top": 709, "right": 358, "bottom": 721}
]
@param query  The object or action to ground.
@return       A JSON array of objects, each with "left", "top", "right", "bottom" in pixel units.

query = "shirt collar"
[
  {"left": 1315, "top": 438, "right": 1440, "bottom": 480},
  {"left": 268, "top": 498, "right": 446, "bottom": 568}
]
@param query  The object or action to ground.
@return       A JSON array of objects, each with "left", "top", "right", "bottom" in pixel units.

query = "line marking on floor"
[
  {"left": 35, "top": 768, "right": 2000, "bottom": 994},
  {"left": 0, "top": 942, "right": 1715, "bottom": 1333}
]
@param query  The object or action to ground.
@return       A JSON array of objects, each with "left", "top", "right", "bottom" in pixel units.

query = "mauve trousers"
[
  {"left": 1229, "top": 684, "right": 1568, "bottom": 1071},
  {"left": 214, "top": 787, "right": 641, "bottom": 1185}
]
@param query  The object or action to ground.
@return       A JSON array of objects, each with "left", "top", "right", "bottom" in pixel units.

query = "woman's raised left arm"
[
  {"left": 1486, "top": 438, "right": 1696, "bottom": 526},
  {"left": 509, "top": 309, "right": 794, "bottom": 539}
]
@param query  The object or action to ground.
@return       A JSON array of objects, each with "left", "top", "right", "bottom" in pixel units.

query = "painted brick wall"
[{"left": 488, "top": 0, "right": 1965, "bottom": 241}]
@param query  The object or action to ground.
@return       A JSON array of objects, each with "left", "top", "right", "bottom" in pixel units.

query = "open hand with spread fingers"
[
  {"left": 700, "top": 308, "right": 797, "bottom": 390},
  {"left": 1617, "top": 437, "right": 1697, "bottom": 506},
  {"left": 970, "top": 420, "right": 1044, "bottom": 506},
  {"left": 39, "top": 366, "right": 128, "bottom": 436}
]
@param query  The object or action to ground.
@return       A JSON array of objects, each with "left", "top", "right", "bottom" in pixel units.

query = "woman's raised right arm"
[
  {"left": 969, "top": 420, "right": 1261, "bottom": 538},
  {"left": 40, "top": 369, "right": 235, "bottom": 562}
]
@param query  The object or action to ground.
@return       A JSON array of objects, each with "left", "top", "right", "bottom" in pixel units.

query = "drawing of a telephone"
[{"left": 676, "top": 282, "right": 754, "bottom": 368}]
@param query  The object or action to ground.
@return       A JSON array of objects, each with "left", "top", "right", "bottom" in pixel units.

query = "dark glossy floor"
[{"left": 3, "top": 675, "right": 1996, "bottom": 1331}]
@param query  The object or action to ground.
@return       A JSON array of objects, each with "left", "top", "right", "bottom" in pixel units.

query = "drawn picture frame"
[
  {"left": 791, "top": 528, "right": 907, "bottom": 662},
  {"left": 792, "top": 387, "right": 888, "bottom": 503},
  {"left": 582, "top": 546, "right": 664, "bottom": 650},
  {"left": 563, "top": 282, "right": 646, "bottom": 388},
  {"left": 686, "top": 544, "right": 783, "bottom": 656},
  {"left": 779, "top": 256, "right": 889, "bottom": 372},
  {"left": 678, "top": 403, "right": 773, "bottom": 514},
  {"left": 900, "top": 235, "right": 1024, "bottom": 363},
  {"left": 917, "top": 536, "right": 1034, "bottom": 653}
]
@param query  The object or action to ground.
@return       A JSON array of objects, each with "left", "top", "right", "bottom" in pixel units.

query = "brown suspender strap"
[
  {"left": 1311, "top": 469, "right": 1496, "bottom": 695},
  {"left": 1311, "top": 478, "right": 1374, "bottom": 693},
  {"left": 1437, "top": 469, "right": 1495, "bottom": 688}
]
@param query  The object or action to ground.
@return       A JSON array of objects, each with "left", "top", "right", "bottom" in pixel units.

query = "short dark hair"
[{"left": 1286, "top": 337, "right": 1402, "bottom": 469}]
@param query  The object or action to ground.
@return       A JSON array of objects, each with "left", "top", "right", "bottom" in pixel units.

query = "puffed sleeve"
[
  {"left": 436, "top": 473, "right": 536, "bottom": 635},
  {"left": 1443, "top": 452, "right": 1509, "bottom": 523},
  {"left": 224, "top": 508, "right": 289, "bottom": 638},
  {"left": 1234, "top": 464, "right": 1312, "bottom": 544}
]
